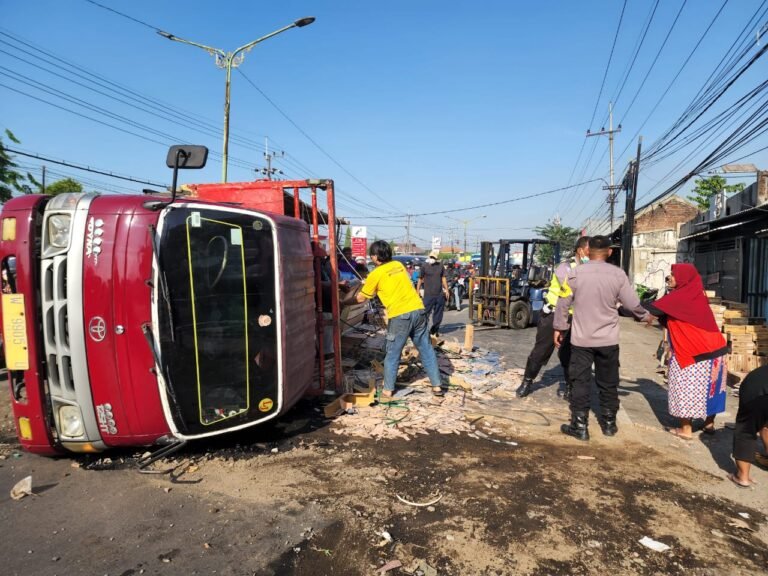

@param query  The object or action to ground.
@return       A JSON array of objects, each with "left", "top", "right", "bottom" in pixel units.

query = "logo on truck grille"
[{"left": 88, "top": 317, "right": 106, "bottom": 342}]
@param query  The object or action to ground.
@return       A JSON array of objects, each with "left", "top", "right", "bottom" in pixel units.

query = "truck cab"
[{"left": 0, "top": 147, "right": 336, "bottom": 455}]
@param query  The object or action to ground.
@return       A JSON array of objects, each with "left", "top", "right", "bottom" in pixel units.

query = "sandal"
[
  {"left": 380, "top": 390, "right": 394, "bottom": 399},
  {"left": 701, "top": 425, "right": 716, "bottom": 436},
  {"left": 665, "top": 427, "right": 693, "bottom": 441},
  {"left": 432, "top": 387, "right": 445, "bottom": 397},
  {"left": 727, "top": 473, "right": 753, "bottom": 489}
]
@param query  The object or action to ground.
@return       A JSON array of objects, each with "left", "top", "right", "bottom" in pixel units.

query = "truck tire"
[{"left": 509, "top": 301, "right": 531, "bottom": 330}]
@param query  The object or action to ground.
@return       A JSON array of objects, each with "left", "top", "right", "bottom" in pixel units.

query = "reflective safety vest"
[{"left": 545, "top": 261, "right": 577, "bottom": 310}]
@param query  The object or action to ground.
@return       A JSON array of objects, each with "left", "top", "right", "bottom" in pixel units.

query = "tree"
[
  {"left": 343, "top": 226, "right": 352, "bottom": 249},
  {"left": 687, "top": 175, "right": 745, "bottom": 211},
  {"left": 46, "top": 178, "right": 83, "bottom": 196},
  {"left": 533, "top": 222, "right": 580, "bottom": 265},
  {"left": 0, "top": 129, "right": 41, "bottom": 202}
]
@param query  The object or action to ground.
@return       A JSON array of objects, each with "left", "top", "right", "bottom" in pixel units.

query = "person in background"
[
  {"left": 554, "top": 236, "right": 651, "bottom": 441},
  {"left": 644, "top": 264, "right": 728, "bottom": 440},
  {"left": 729, "top": 364, "right": 768, "bottom": 487},
  {"left": 445, "top": 262, "right": 462, "bottom": 312},
  {"left": 411, "top": 264, "right": 421, "bottom": 288},
  {"left": 341, "top": 241, "right": 444, "bottom": 398},
  {"left": 338, "top": 247, "right": 357, "bottom": 281},
  {"left": 517, "top": 236, "right": 590, "bottom": 399},
  {"left": 418, "top": 249, "right": 450, "bottom": 337}
]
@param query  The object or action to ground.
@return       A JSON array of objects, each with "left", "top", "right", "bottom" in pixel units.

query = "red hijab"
[{"left": 653, "top": 264, "right": 720, "bottom": 332}]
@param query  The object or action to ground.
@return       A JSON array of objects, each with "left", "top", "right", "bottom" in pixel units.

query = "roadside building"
[
  {"left": 678, "top": 171, "right": 768, "bottom": 321},
  {"left": 630, "top": 196, "right": 699, "bottom": 293}
]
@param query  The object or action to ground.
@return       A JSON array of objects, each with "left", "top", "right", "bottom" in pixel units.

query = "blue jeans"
[
  {"left": 383, "top": 310, "right": 443, "bottom": 392},
  {"left": 453, "top": 285, "right": 461, "bottom": 312}
]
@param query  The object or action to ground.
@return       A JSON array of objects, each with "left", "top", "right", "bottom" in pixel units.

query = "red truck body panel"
[
  {"left": 82, "top": 196, "right": 169, "bottom": 445},
  {"left": 0, "top": 195, "right": 58, "bottom": 454}
]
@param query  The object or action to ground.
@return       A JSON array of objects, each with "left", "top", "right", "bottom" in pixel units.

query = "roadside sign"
[{"left": 351, "top": 226, "right": 367, "bottom": 258}]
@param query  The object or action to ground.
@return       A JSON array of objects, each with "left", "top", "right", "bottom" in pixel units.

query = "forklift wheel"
[{"left": 509, "top": 301, "right": 531, "bottom": 330}]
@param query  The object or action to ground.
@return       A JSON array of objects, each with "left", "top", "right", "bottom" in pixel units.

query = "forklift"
[{"left": 468, "top": 239, "right": 561, "bottom": 329}]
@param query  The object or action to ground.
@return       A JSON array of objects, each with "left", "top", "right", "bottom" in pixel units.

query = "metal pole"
[
  {"left": 608, "top": 102, "right": 615, "bottom": 231},
  {"left": 464, "top": 221, "right": 468, "bottom": 256},
  {"left": 41, "top": 165, "right": 46, "bottom": 193},
  {"left": 222, "top": 57, "right": 233, "bottom": 183}
]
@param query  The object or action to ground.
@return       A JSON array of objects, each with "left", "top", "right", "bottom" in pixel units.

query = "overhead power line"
[
  {"left": 83, "top": 0, "right": 162, "bottom": 32},
  {"left": 588, "top": 0, "right": 628, "bottom": 130},
  {"left": 6, "top": 147, "right": 168, "bottom": 187},
  {"left": 358, "top": 179, "right": 603, "bottom": 219}
]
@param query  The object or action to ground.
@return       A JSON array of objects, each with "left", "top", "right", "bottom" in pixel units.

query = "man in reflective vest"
[{"left": 516, "top": 236, "right": 590, "bottom": 399}]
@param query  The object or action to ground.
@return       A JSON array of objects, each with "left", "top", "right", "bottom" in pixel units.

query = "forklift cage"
[{"left": 469, "top": 238, "right": 560, "bottom": 329}]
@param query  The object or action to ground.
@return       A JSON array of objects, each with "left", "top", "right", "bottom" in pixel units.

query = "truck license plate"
[{"left": 2, "top": 294, "right": 29, "bottom": 370}]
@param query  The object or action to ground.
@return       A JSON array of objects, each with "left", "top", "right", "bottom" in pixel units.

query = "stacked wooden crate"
[
  {"left": 719, "top": 299, "right": 768, "bottom": 373},
  {"left": 707, "top": 292, "right": 725, "bottom": 331}
]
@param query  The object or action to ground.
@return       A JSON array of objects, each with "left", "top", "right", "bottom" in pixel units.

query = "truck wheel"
[{"left": 509, "top": 301, "right": 531, "bottom": 329}]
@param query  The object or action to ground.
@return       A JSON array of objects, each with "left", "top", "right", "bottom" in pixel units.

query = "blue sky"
[{"left": 1, "top": 0, "right": 766, "bottom": 250}]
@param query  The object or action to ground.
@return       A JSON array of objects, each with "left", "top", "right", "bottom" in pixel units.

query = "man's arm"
[
  {"left": 342, "top": 269, "right": 378, "bottom": 306},
  {"left": 618, "top": 274, "right": 651, "bottom": 323}
]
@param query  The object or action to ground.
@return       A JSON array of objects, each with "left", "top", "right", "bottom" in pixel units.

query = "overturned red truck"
[{"left": 0, "top": 145, "right": 343, "bottom": 457}]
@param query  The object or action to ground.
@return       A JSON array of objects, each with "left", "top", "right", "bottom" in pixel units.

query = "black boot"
[
  {"left": 560, "top": 411, "right": 590, "bottom": 441},
  {"left": 516, "top": 378, "right": 534, "bottom": 398},
  {"left": 599, "top": 411, "right": 618, "bottom": 437}
]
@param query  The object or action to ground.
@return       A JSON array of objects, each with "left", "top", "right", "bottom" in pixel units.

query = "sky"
[{"left": 1, "top": 0, "right": 766, "bottom": 251}]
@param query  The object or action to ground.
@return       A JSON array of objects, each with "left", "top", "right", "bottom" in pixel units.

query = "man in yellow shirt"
[{"left": 342, "top": 241, "right": 444, "bottom": 398}]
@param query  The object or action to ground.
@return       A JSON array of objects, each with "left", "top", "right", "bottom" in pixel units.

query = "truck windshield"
[{"left": 156, "top": 206, "right": 278, "bottom": 435}]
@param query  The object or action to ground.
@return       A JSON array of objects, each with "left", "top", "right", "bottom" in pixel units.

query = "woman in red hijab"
[{"left": 646, "top": 263, "right": 728, "bottom": 440}]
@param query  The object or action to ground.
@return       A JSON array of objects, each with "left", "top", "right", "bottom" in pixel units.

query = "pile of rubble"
[{"left": 328, "top": 332, "right": 526, "bottom": 442}]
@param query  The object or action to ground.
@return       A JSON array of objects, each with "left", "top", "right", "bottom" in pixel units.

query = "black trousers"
[
  {"left": 733, "top": 393, "right": 768, "bottom": 463},
  {"left": 523, "top": 312, "right": 572, "bottom": 382},
  {"left": 423, "top": 294, "right": 445, "bottom": 334},
  {"left": 569, "top": 344, "right": 620, "bottom": 415}
]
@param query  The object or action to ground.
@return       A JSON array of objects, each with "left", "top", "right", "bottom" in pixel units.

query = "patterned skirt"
[{"left": 668, "top": 352, "right": 727, "bottom": 419}]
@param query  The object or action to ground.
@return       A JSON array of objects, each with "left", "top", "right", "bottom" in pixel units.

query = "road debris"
[
  {"left": 396, "top": 492, "right": 443, "bottom": 507},
  {"left": 378, "top": 559, "right": 402, "bottom": 573},
  {"left": 639, "top": 536, "right": 671, "bottom": 552},
  {"left": 727, "top": 518, "right": 754, "bottom": 532},
  {"left": 329, "top": 336, "right": 526, "bottom": 442},
  {"left": 10, "top": 475, "right": 33, "bottom": 500}
]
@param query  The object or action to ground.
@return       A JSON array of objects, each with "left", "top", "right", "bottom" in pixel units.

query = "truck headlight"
[
  {"left": 48, "top": 214, "right": 72, "bottom": 248},
  {"left": 58, "top": 405, "right": 84, "bottom": 438}
]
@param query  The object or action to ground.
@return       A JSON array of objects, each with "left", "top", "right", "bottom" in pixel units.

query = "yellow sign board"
[{"left": 2, "top": 293, "right": 29, "bottom": 370}]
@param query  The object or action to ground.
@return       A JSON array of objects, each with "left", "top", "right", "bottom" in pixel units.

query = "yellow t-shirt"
[{"left": 360, "top": 260, "right": 424, "bottom": 319}]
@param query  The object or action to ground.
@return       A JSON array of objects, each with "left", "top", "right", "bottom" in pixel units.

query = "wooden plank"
[{"left": 464, "top": 324, "right": 475, "bottom": 351}]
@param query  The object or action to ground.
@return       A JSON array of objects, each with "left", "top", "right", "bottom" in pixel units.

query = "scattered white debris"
[
  {"left": 639, "top": 536, "right": 671, "bottom": 552},
  {"left": 10, "top": 476, "right": 33, "bottom": 500}
]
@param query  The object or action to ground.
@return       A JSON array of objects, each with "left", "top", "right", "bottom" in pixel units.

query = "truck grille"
[{"left": 41, "top": 255, "right": 76, "bottom": 398}]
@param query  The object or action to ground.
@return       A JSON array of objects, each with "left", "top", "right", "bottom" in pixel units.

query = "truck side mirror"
[
  {"left": 166, "top": 145, "right": 208, "bottom": 169},
  {"left": 167, "top": 145, "right": 208, "bottom": 207}
]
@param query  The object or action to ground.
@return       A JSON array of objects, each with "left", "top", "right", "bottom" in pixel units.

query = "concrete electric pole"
[{"left": 587, "top": 102, "right": 622, "bottom": 231}]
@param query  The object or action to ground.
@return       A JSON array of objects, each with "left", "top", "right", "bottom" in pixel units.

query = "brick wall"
[{"left": 634, "top": 198, "right": 698, "bottom": 233}]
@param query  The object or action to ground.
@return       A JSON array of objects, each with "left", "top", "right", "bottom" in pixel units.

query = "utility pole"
[
  {"left": 587, "top": 102, "right": 622, "bottom": 231},
  {"left": 405, "top": 214, "right": 411, "bottom": 254},
  {"left": 621, "top": 136, "right": 642, "bottom": 278},
  {"left": 41, "top": 165, "right": 46, "bottom": 193},
  {"left": 256, "top": 137, "right": 284, "bottom": 180}
]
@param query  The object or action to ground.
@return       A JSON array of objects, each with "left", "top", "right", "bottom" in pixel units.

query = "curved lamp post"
[{"left": 158, "top": 17, "right": 315, "bottom": 182}]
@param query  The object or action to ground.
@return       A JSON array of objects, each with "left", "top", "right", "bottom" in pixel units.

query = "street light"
[
  {"left": 157, "top": 17, "right": 316, "bottom": 182},
  {"left": 448, "top": 215, "right": 486, "bottom": 256}
]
